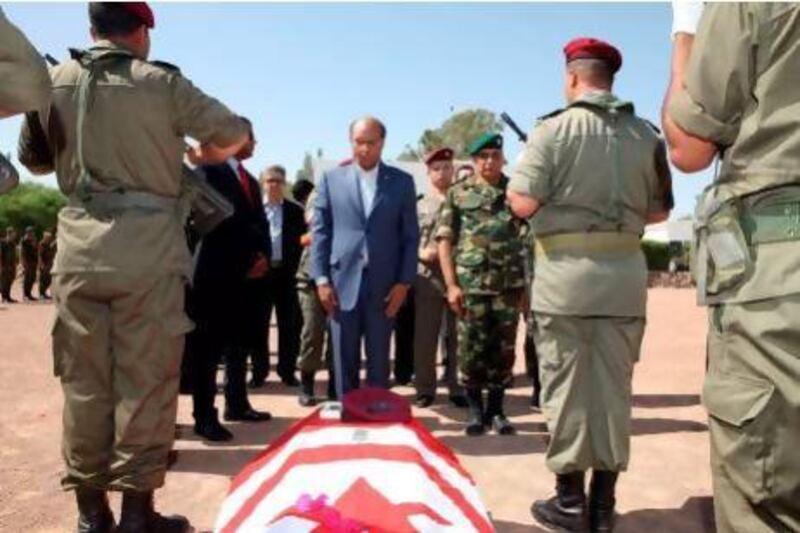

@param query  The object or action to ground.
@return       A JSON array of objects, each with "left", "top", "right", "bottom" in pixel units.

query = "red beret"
[
  {"left": 563, "top": 37, "right": 622, "bottom": 73},
  {"left": 121, "top": 2, "right": 155, "bottom": 29},
  {"left": 424, "top": 147, "right": 454, "bottom": 166}
]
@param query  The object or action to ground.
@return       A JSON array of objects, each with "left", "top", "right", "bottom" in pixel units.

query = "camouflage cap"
[{"left": 468, "top": 133, "right": 503, "bottom": 156}]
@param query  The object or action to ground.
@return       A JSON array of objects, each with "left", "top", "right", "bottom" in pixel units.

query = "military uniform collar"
[
  {"left": 570, "top": 90, "right": 634, "bottom": 114},
  {"left": 78, "top": 40, "right": 136, "bottom": 61}
]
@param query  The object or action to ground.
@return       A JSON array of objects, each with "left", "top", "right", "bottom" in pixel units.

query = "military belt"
[
  {"left": 741, "top": 201, "right": 800, "bottom": 245},
  {"left": 68, "top": 190, "right": 179, "bottom": 213},
  {"left": 535, "top": 232, "right": 640, "bottom": 257}
]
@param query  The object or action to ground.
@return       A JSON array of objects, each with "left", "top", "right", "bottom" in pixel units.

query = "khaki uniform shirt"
[
  {"left": 435, "top": 175, "right": 526, "bottom": 296},
  {"left": 510, "top": 91, "right": 672, "bottom": 317},
  {"left": 18, "top": 41, "right": 247, "bottom": 279},
  {"left": 0, "top": 8, "right": 51, "bottom": 113},
  {"left": 669, "top": 3, "right": 800, "bottom": 304},
  {"left": 417, "top": 191, "right": 447, "bottom": 291}
]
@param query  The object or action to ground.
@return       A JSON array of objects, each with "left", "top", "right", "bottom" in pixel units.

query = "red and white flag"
[{"left": 214, "top": 409, "right": 495, "bottom": 532}]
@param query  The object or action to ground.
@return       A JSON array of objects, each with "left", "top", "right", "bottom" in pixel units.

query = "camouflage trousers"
[
  {"left": 705, "top": 295, "right": 800, "bottom": 533},
  {"left": 457, "top": 291, "right": 521, "bottom": 389}
]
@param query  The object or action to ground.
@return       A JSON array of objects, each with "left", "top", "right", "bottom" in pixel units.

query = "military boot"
[
  {"left": 75, "top": 487, "right": 115, "bottom": 533},
  {"left": 531, "top": 472, "right": 589, "bottom": 532},
  {"left": 589, "top": 470, "right": 618, "bottom": 532},
  {"left": 117, "top": 490, "right": 191, "bottom": 533},
  {"left": 464, "top": 387, "right": 485, "bottom": 436},
  {"left": 485, "top": 387, "right": 515, "bottom": 435},
  {"left": 298, "top": 372, "right": 317, "bottom": 407}
]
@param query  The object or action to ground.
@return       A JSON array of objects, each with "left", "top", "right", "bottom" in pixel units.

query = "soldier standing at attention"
[
  {"left": 436, "top": 132, "right": 527, "bottom": 437},
  {"left": 507, "top": 38, "right": 673, "bottom": 532},
  {"left": 664, "top": 3, "right": 800, "bottom": 531},
  {"left": 0, "top": 227, "right": 19, "bottom": 303},
  {"left": 20, "top": 226, "right": 39, "bottom": 301},
  {"left": 17, "top": 3, "right": 249, "bottom": 532},
  {"left": 38, "top": 229, "right": 56, "bottom": 300},
  {"left": 413, "top": 147, "right": 466, "bottom": 409}
]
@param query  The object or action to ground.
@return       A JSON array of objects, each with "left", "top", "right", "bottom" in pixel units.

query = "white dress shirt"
[
  {"left": 264, "top": 198, "right": 284, "bottom": 263},
  {"left": 356, "top": 162, "right": 379, "bottom": 215}
]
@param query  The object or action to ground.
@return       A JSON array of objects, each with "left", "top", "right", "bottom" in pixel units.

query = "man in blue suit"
[{"left": 311, "top": 116, "right": 419, "bottom": 397}]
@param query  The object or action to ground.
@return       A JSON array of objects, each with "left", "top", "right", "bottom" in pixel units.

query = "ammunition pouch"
[
  {"left": 693, "top": 186, "right": 800, "bottom": 304},
  {"left": 182, "top": 163, "right": 234, "bottom": 235}
]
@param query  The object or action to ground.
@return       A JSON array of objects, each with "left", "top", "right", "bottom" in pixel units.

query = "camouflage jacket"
[{"left": 435, "top": 175, "right": 527, "bottom": 295}]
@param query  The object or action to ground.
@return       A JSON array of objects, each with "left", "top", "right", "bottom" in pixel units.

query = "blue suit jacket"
[{"left": 310, "top": 162, "right": 419, "bottom": 312}]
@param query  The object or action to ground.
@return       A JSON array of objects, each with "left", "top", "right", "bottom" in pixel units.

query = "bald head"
[
  {"left": 349, "top": 115, "right": 386, "bottom": 170},
  {"left": 349, "top": 116, "right": 387, "bottom": 140}
]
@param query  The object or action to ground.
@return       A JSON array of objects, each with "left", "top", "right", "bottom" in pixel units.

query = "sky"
[{"left": 1, "top": 1, "right": 713, "bottom": 217}]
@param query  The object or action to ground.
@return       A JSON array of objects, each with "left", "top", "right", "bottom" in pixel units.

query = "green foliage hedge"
[{"left": 0, "top": 182, "right": 65, "bottom": 235}]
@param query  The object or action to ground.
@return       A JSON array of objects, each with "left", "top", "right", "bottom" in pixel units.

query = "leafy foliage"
[{"left": 0, "top": 182, "right": 65, "bottom": 234}]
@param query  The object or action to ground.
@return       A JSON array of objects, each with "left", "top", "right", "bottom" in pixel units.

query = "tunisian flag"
[{"left": 214, "top": 390, "right": 495, "bottom": 533}]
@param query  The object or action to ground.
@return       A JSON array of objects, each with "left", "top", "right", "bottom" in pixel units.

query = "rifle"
[
  {"left": 500, "top": 112, "right": 528, "bottom": 143},
  {"left": 39, "top": 53, "right": 233, "bottom": 235}
]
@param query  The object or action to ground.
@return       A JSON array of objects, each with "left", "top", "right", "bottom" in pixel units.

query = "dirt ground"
[{"left": 0, "top": 287, "right": 714, "bottom": 532}]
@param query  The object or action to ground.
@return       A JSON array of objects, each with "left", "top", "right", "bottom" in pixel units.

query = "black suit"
[
  {"left": 252, "top": 199, "right": 307, "bottom": 382},
  {"left": 186, "top": 161, "right": 270, "bottom": 423}
]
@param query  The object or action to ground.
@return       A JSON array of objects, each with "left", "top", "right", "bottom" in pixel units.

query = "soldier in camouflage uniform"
[
  {"left": 0, "top": 227, "right": 19, "bottom": 303},
  {"left": 38, "top": 230, "right": 56, "bottom": 299},
  {"left": 19, "top": 226, "right": 38, "bottom": 301},
  {"left": 436, "top": 132, "right": 527, "bottom": 436}
]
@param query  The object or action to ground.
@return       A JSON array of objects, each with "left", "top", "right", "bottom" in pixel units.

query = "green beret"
[{"left": 468, "top": 132, "right": 503, "bottom": 156}]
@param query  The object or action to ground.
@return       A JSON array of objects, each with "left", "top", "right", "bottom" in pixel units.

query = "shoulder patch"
[{"left": 150, "top": 60, "right": 182, "bottom": 74}]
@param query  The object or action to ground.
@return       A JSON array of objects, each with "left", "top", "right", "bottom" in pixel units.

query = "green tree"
[
  {"left": 398, "top": 109, "right": 504, "bottom": 161},
  {"left": 0, "top": 182, "right": 66, "bottom": 234},
  {"left": 396, "top": 144, "right": 421, "bottom": 162}
]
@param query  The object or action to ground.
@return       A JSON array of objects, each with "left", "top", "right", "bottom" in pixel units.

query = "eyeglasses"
[{"left": 265, "top": 179, "right": 285, "bottom": 184}]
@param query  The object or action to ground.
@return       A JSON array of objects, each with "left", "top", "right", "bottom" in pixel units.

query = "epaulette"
[
  {"left": 150, "top": 60, "right": 181, "bottom": 74},
  {"left": 537, "top": 108, "right": 566, "bottom": 122},
  {"left": 643, "top": 119, "right": 661, "bottom": 135}
]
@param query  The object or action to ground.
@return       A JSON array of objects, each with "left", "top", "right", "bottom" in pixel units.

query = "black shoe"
[
  {"left": 464, "top": 387, "right": 485, "bottom": 436},
  {"left": 3, "top": 297, "right": 17, "bottom": 304},
  {"left": 248, "top": 377, "right": 266, "bottom": 389},
  {"left": 589, "top": 470, "right": 618, "bottom": 532},
  {"left": 414, "top": 394, "right": 434, "bottom": 408},
  {"left": 24, "top": 294, "right": 37, "bottom": 302},
  {"left": 280, "top": 374, "right": 300, "bottom": 387},
  {"left": 448, "top": 394, "right": 468, "bottom": 408},
  {"left": 531, "top": 472, "right": 589, "bottom": 532},
  {"left": 75, "top": 487, "right": 115, "bottom": 533},
  {"left": 485, "top": 387, "right": 515, "bottom": 435},
  {"left": 194, "top": 417, "right": 233, "bottom": 442},
  {"left": 224, "top": 407, "right": 272, "bottom": 422},
  {"left": 40, "top": 292, "right": 52, "bottom": 300},
  {"left": 395, "top": 376, "right": 412, "bottom": 387},
  {"left": 298, "top": 372, "right": 316, "bottom": 407},
  {"left": 117, "top": 490, "right": 191, "bottom": 533}
]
